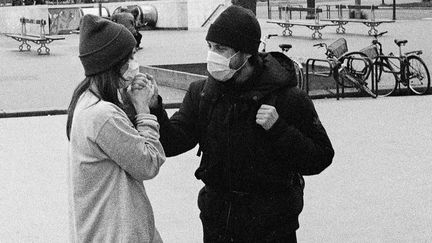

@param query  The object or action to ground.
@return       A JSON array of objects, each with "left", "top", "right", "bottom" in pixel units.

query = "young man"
[{"left": 150, "top": 5, "right": 334, "bottom": 242}]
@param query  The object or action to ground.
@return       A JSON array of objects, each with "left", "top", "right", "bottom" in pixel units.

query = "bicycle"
[
  {"left": 313, "top": 38, "right": 377, "bottom": 98},
  {"left": 351, "top": 31, "right": 431, "bottom": 96},
  {"left": 260, "top": 34, "right": 305, "bottom": 90}
]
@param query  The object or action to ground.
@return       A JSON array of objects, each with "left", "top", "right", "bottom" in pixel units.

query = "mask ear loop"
[
  {"left": 227, "top": 53, "right": 252, "bottom": 82},
  {"left": 230, "top": 53, "right": 251, "bottom": 71}
]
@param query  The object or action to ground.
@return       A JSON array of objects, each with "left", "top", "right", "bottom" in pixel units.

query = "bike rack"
[
  {"left": 306, "top": 55, "right": 376, "bottom": 99},
  {"left": 345, "top": 55, "right": 376, "bottom": 95},
  {"left": 305, "top": 58, "right": 341, "bottom": 99}
]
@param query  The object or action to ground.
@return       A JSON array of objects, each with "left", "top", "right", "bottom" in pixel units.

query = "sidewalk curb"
[
  {"left": 0, "top": 92, "right": 367, "bottom": 118},
  {"left": 0, "top": 103, "right": 183, "bottom": 119},
  {"left": 0, "top": 109, "right": 67, "bottom": 119}
]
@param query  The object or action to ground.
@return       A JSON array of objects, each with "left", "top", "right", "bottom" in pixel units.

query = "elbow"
[
  {"left": 165, "top": 149, "right": 184, "bottom": 157},
  {"left": 147, "top": 151, "right": 166, "bottom": 180},
  {"left": 300, "top": 148, "right": 334, "bottom": 176},
  {"left": 162, "top": 140, "right": 197, "bottom": 157},
  {"left": 141, "top": 164, "right": 160, "bottom": 180},
  {"left": 317, "top": 151, "right": 334, "bottom": 174},
  {"left": 136, "top": 156, "right": 165, "bottom": 181},
  {"left": 137, "top": 146, "right": 166, "bottom": 181}
]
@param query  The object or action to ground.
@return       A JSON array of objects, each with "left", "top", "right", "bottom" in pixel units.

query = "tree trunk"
[{"left": 231, "top": 0, "right": 257, "bottom": 15}]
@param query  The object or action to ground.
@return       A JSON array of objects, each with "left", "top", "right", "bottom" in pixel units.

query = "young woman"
[{"left": 66, "top": 14, "right": 165, "bottom": 242}]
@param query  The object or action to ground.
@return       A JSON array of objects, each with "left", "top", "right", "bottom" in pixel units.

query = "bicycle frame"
[
  {"left": 372, "top": 37, "right": 404, "bottom": 84},
  {"left": 305, "top": 42, "right": 341, "bottom": 97},
  {"left": 307, "top": 40, "right": 376, "bottom": 99}
]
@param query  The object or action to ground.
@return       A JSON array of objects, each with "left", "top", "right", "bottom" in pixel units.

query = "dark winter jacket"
[{"left": 151, "top": 52, "right": 334, "bottom": 236}]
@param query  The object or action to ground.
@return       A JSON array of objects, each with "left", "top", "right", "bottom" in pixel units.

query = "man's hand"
[
  {"left": 256, "top": 104, "right": 279, "bottom": 130},
  {"left": 144, "top": 73, "right": 159, "bottom": 108},
  {"left": 129, "top": 73, "right": 159, "bottom": 108},
  {"left": 127, "top": 73, "right": 155, "bottom": 114}
]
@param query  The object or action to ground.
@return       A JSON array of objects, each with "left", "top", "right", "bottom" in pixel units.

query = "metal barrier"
[
  {"left": 306, "top": 55, "right": 376, "bottom": 100},
  {"left": 305, "top": 58, "right": 340, "bottom": 99},
  {"left": 80, "top": 6, "right": 110, "bottom": 18}
]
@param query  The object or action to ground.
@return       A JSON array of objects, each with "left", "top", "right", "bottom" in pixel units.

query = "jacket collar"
[{"left": 202, "top": 52, "right": 297, "bottom": 103}]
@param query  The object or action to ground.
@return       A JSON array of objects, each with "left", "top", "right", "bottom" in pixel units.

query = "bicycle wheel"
[
  {"left": 406, "top": 55, "right": 431, "bottom": 95},
  {"left": 375, "top": 62, "right": 398, "bottom": 96},
  {"left": 336, "top": 52, "right": 372, "bottom": 88},
  {"left": 293, "top": 60, "right": 305, "bottom": 90}
]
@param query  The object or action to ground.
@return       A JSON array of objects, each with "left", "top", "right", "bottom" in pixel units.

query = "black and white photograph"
[{"left": 0, "top": 0, "right": 431, "bottom": 242}]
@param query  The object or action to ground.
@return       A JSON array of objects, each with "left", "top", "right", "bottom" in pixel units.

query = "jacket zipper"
[{"left": 224, "top": 102, "right": 236, "bottom": 239}]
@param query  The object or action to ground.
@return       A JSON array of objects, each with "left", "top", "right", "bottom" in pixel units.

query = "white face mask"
[
  {"left": 122, "top": 58, "right": 140, "bottom": 82},
  {"left": 206, "top": 50, "right": 249, "bottom": 82}
]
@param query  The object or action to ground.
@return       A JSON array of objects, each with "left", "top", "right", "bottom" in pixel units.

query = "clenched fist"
[
  {"left": 256, "top": 104, "right": 279, "bottom": 130},
  {"left": 127, "top": 73, "right": 155, "bottom": 114}
]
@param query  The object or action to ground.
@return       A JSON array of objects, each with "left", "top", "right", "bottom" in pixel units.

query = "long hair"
[{"left": 66, "top": 54, "right": 131, "bottom": 140}]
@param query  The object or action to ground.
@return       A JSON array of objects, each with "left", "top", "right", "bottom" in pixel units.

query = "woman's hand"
[{"left": 127, "top": 73, "right": 155, "bottom": 114}]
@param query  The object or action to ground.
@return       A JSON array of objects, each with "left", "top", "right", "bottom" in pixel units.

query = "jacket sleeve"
[
  {"left": 150, "top": 81, "right": 202, "bottom": 157},
  {"left": 266, "top": 90, "right": 334, "bottom": 175},
  {"left": 96, "top": 113, "right": 166, "bottom": 181}
]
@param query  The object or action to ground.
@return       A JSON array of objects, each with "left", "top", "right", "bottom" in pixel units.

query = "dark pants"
[
  {"left": 202, "top": 227, "right": 297, "bottom": 243},
  {"left": 134, "top": 31, "right": 142, "bottom": 48},
  {"left": 198, "top": 187, "right": 300, "bottom": 243}
]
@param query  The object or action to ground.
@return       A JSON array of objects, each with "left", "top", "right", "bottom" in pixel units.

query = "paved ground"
[
  {"left": 1, "top": 4, "right": 432, "bottom": 243},
  {"left": 1, "top": 96, "right": 432, "bottom": 242}
]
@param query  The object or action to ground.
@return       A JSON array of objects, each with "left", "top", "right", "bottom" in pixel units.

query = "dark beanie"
[
  {"left": 206, "top": 5, "right": 261, "bottom": 55},
  {"left": 79, "top": 14, "right": 136, "bottom": 76}
]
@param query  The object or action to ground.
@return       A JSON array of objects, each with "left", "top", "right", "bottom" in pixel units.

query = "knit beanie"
[
  {"left": 206, "top": 5, "right": 261, "bottom": 55},
  {"left": 79, "top": 14, "right": 136, "bottom": 76}
]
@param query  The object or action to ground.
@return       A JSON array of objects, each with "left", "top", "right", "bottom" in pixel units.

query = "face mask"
[
  {"left": 122, "top": 58, "right": 140, "bottom": 81},
  {"left": 207, "top": 51, "right": 249, "bottom": 82}
]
